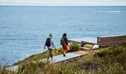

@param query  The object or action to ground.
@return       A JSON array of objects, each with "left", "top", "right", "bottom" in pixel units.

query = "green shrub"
[
  {"left": 108, "top": 45, "right": 125, "bottom": 56},
  {"left": 119, "top": 42, "right": 126, "bottom": 47},
  {"left": 68, "top": 43, "right": 80, "bottom": 52},
  {"left": 14, "top": 61, "right": 79, "bottom": 74},
  {"left": 96, "top": 63, "right": 125, "bottom": 74},
  {"left": 95, "top": 44, "right": 126, "bottom": 57},
  {"left": 94, "top": 49, "right": 113, "bottom": 57},
  {"left": 116, "top": 52, "right": 126, "bottom": 64}
]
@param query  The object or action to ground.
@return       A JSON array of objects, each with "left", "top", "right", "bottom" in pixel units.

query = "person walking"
[
  {"left": 60, "top": 33, "right": 68, "bottom": 57},
  {"left": 44, "top": 33, "right": 56, "bottom": 60}
]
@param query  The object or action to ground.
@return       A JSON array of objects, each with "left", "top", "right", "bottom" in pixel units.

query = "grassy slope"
[
  {"left": 1, "top": 42, "right": 126, "bottom": 74},
  {"left": 13, "top": 48, "right": 63, "bottom": 66}
]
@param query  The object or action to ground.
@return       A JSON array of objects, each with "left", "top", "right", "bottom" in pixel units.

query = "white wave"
[{"left": 93, "top": 10, "right": 121, "bottom": 13}]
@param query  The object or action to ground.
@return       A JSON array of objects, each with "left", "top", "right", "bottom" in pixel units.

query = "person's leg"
[
  {"left": 47, "top": 50, "right": 50, "bottom": 60},
  {"left": 62, "top": 45, "right": 66, "bottom": 57},
  {"left": 49, "top": 49, "right": 53, "bottom": 60},
  {"left": 62, "top": 44, "right": 67, "bottom": 57},
  {"left": 50, "top": 49, "right": 53, "bottom": 60}
]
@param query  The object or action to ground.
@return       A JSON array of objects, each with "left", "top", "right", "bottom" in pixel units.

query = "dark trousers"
[{"left": 48, "top": 49, "right": 52, "bottom": 59}]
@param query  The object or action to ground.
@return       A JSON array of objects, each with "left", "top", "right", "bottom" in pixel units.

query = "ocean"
[{"left": 0, "top": 6, "right": 126, "bottom": 66}]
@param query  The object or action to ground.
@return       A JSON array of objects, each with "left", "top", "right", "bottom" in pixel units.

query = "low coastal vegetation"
[
  {"left": 68, "top": 43, "right": 80, "bottom": 52},
  {"left": 0, "top": 42, "right": 126, "bottom": 74}
]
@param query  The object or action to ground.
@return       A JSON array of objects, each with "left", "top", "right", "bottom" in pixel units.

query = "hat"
[
  {"left": 63, "top": 33, "right": 67, "bottom": 37},
  {"left": 49, "top": 33, "right": 52, "bottom": 37}
]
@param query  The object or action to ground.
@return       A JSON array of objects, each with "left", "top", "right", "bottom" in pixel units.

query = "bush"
[
  {"left": 94, "top": 49, "right": 113, "bottom": 57},
  {"left": 14, "top": 61, "right": 79, "bottom": 74},
  {"left": 96, "top": 63, "right": 125, "bottom": 74},
  {"left": 94, "top": 44, "right": 126, "bottom": 57},
  {"left": 68, "top": 43, "right": 80, "bottom": 52},
  {"left": 116, "top": 52, "right": 126, "bottom": 64},
  {"left": 108, "top": 45, "right": 125, "bottom": 56},
  {"left": 119, "top": 42, "right": 126, "bottom": 47}
]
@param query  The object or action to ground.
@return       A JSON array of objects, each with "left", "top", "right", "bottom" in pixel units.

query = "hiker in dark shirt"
[
  {"left": 44, "top": 34, "right": 56, "bottom": 60},
  {"left": 60, "top": 33, "right": 68, "bottom": 57}
]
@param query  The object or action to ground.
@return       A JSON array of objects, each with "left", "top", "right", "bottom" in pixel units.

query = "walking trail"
[{"left": 6, "top": 50, "right": 98, "bottom": 71}]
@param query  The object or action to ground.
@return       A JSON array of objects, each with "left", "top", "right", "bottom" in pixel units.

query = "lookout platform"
[
  {"left": 68, "top": 35, "right": 126, "bottom": 47},
  {"left": 69, "top": 38, "right": 97, "bottom": 45}
]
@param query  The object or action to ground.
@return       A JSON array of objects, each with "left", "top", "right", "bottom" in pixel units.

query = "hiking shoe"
[{"left": 63, "top": 53, "right": 66, "bottom": 57}]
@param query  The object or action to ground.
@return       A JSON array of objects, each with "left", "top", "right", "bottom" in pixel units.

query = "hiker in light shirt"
[{"left": 44, "top": 34, "right": 56, "bottom": 60}]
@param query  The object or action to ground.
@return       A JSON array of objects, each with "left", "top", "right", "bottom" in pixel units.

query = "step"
[
  {"left": 84, "top": 44, "right": 93, "bottom": 49},
  {"left": 80, "top": 47, "right": 92, "bottom": 51}
]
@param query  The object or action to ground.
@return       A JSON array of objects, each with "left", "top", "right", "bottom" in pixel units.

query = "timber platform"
[
  {"left": 69, "top": 38, "right": 97, "bottom": 45},
  {"left": 68, "top": 35, "right": 126, "bottom": 47}
]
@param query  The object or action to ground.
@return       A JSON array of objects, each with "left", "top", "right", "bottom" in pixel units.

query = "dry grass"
[{"left": 1, "top": 42, "right": 126, "bottom": 74}]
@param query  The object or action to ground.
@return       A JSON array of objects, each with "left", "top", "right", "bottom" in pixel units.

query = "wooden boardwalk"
[
  {"left": 41, "top": 53, "right": 83, "bottom": 63},
  {"left": 6, "top": 51, "right": 88, "bottom": 71}
]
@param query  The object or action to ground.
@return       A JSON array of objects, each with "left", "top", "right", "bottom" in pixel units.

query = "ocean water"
[{"left": 0, "top": 6, "right": 126, "bottom": 66}]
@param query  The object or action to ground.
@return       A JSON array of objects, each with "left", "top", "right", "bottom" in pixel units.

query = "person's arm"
[
  {"left": 51, "top": 39, "right": 56, "bottom": 49},
  {"left": 44, "top": 40, "right": 46, "bottom": 49},
  {"left": 44, "top": 45, "right": 46, "bottom": 49}
]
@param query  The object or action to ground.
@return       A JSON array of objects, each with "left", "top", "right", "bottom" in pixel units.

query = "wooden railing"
[{"left": 97, "top": 35, "right": 126, "bottom": 47}]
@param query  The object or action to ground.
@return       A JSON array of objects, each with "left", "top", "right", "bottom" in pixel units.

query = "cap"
[{"left": 49, "top": 33, "right": 52, "bottom": 37}]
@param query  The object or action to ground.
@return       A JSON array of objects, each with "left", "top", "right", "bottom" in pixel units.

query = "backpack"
[
  {"left": 60, "top": 37, "right": 65, "bottom": 45},
  {"left": 45, "top": 38, "right": 51, "bottom": 47}
]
